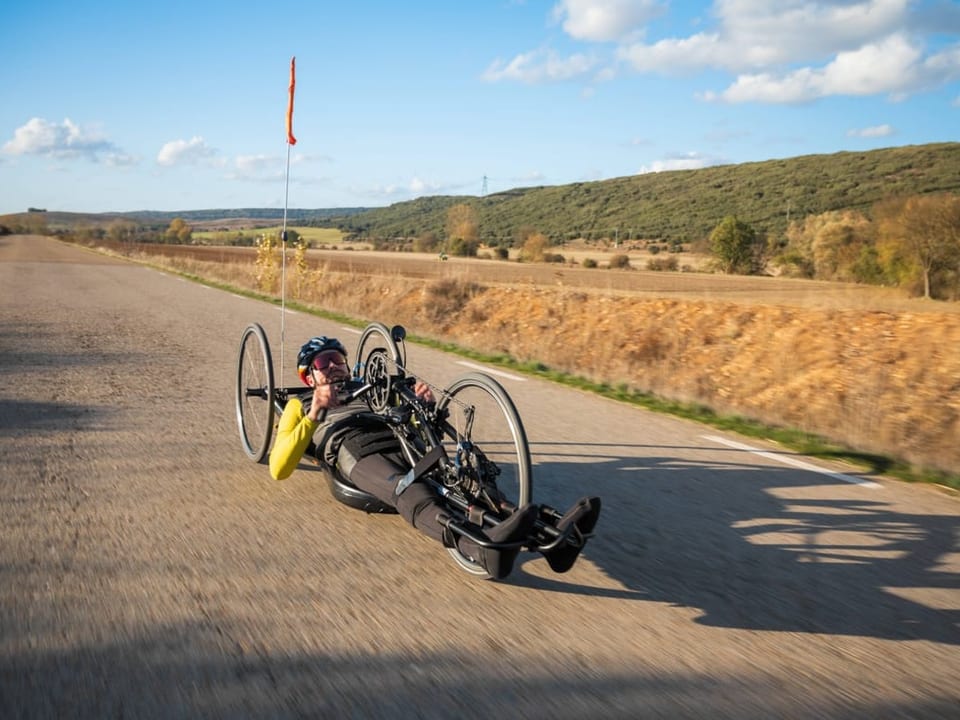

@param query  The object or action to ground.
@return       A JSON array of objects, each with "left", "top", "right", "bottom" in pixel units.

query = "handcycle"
[{"left": 235, "top": 320, "right": 596, "bottom": 577}]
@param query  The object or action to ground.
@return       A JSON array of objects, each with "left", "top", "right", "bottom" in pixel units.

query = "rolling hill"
[
  {"left": 4, "top": 142, "right": 958, "bottom": 246},
  {"left": 326, "top": 142, "right": 960, "bottom": 244}
]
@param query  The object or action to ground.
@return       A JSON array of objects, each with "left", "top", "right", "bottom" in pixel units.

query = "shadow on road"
[
  {"left": 3, "top": 624, "right": 958, "bottom": 719},
  {"left": 516, "top": 441, "right": 959, "bottom": 646}
]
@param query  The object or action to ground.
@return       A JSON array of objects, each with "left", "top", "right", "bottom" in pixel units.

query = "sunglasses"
[{"left": 312, "top": 356, "right": 347, "bottom": 372}]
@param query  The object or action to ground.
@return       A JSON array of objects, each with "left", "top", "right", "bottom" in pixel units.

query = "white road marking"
[
  {"left": 456, "top": 361, "right": 526, "bottom": 382},
  {"left": 703, "top": 435, "right": 881, "bottom": 488}
]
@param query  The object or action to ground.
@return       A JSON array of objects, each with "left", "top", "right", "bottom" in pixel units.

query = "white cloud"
[
  {"left": 409, "top": 177, "right": 430, "bottom": 194},
  {"left": 847, "top": 124, "right": 895, "bottom": 138},
  {"left": 2, "top": 117, "right": 128, "bottom": 162},
  {"left": 223, "top": 153, "right": 330, "bottom": 185},
  {"left": 229, "top": 154, "right": 282, "bottom": 180},
  {"left": 618, "top": 0, "right": 912, "bottom": 74},
  {"left": 365, "top": 176, "right": 445, "bottom": 199},
  {"left": 922, "top": 42, "right": 960, "bottom": 84},
  {"left": 104, "top": 152, "right": 140, "bottom": 167},
  {"left": 714, "top": 0, "right": 911, "bottom": 67},
  {"left": 703, "top": 34, "right": 944, "bottom": 103},
  {"left": 638, "top": 151, "right": 722, "bottom": 173},
  {"left": 551, "top": 0, "right": 662, "bottom": 42},
  {"left": 496, "top": 0, "right": 958, "bottom": 103},
  {"left": 156, "top": 136, "right": 216, "bottom": 166},
  {"left": 618, "top": 32, "right": 726, "bottom": 73},
  {"left": 482, "top": 49, "right": 597, "bottom": 83},
  {"left": 821, "top": 34, "right": 923, "bottom": 95}
]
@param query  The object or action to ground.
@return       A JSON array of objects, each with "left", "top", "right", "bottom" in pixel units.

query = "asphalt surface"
[{"left": 1, "top": 235, "right": 958, "bottom": 719}]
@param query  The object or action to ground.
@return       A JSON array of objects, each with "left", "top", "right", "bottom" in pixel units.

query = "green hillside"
[
  {"left": 325, "top": 142, "right": 960, "bottom": 245},
  {"left": 4, "top": 143, "right": 957, "bottom": 247}
]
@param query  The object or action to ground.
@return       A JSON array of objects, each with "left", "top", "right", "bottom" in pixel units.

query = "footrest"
[{"left": 435, "top": 513, "right": 526, "bottom": 550}]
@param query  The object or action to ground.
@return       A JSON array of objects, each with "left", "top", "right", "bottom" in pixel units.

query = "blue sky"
[{"left": 2, "top": 0, "right": 958, "bottom": 214}]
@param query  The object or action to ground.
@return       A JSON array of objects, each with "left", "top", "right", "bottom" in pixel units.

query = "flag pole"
[{"left": 281, "top": 56, "right": 297, "bottom": 383}]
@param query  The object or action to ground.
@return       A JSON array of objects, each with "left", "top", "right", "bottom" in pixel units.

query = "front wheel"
[
  {"left": 353, "top": 322, "right": 405, "bottom": 412},
  {"left": 436, "top": 372, "right": 533, "bottom": 575},
  {"left": 235, "top": 323, "right": 275, "bottom": 462}
]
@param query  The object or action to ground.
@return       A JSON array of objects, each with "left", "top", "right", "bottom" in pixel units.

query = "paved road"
[{"left": 2, "top": 235, "right": 958, "bottom": 719}]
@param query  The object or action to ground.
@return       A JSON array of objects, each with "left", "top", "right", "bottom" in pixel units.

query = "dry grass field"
[{"left": 86, "top": 240, "right": 960, "bottom": 480}]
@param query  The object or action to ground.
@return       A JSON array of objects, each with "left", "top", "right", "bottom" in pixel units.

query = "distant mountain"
[
  {"left": 0, "top": 207, "right": 369, "bottom": 231},
  {"left": 115, "top": 207, "right": 368, "bottom": 224}
]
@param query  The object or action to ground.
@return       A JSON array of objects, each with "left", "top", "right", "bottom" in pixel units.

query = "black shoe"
[
  {"left": 542, "top": 496, "right": 601, "bottom": 573},
  {"left": 459, "top": 504, "right": 538, "bottom": 580}
]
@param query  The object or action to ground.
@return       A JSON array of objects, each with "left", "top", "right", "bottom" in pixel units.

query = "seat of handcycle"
[
  {"left": 323, "top": 465, "right": 398, "bottom": 515},
  {"left": 304, "top": 411, "right": 402, "bottom": 516}
]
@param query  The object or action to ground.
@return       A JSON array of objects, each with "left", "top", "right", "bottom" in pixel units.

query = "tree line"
[
  {"left": 8, "top": 184, "right": 958, "bottom": 302},
  {"left": 355, "top": 193, "right": 960, "bottom": 301},
  {"left": 710, "top": 193, "right": 960, "bottom": 300}
]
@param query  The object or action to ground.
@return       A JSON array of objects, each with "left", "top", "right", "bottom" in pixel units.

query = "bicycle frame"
[
  {"left": 337, "top": 372, "right": 581, "bottom": 556},
  {"left": 236, "top": 320, "right": 595, "bottom": 576}
]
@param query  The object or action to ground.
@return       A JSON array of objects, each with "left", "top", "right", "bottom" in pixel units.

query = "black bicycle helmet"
[{"left": 297, "top": 336, "right": 348, "bottom": 385}]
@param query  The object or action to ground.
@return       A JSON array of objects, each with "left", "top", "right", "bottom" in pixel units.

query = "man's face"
[{"left": 310, "top": 349, "right": 349, "bottom": 386}]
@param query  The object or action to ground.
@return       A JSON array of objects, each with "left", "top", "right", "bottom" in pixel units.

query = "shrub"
[
  {"left": 608, "top": 254, "right": 631, "bottom": 269},
  {"left": 423, "top": 279, "right": 486, "bottom": 323},
  {"left": 582, "top": 258, "right": 598, "bottom": 268},
  {"left": 520, "top": 232, "right": 549, "bottom": 262},
  {"left": 647, "top": 256, "right": 679, "bottom": 271},
  {"left": 413, "top": 231, "right": 440, "bottom": 253},
  {"left": 448, "top": 237, "right": 479, "bottom": 257},
  {"left": 254, "top": 233, "right": 279, "bottom": 292}
]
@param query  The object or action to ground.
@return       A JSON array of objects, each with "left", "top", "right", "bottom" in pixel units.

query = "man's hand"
[
  {"left": 306, "top": 361, "right": 350, "bottom": 421},
  {"left": 413, "top": 381, "right": 434, "bottom": 404},
  {"left": 309, "top": 381, "right": 341, "bottom": 415}
]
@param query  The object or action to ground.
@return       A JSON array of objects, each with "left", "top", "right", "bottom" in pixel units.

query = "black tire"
[
  {"left": 436, "top": 372, "right": 533, "bottom": 575},
  {"left": 354, "top": 322, "right": 404, "bottom": 412},
  {"left": 235, "top": 323, "right": 275, "bottom": 462}
]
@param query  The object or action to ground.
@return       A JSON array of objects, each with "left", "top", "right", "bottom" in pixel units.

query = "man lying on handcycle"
[{"left": 269, "top": 335, "right": 600, "bottom": 580}]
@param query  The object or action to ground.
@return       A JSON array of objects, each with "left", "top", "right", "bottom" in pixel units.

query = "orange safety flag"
[{"left": 286, "top": 56, "right": 297, "bottom": 145}]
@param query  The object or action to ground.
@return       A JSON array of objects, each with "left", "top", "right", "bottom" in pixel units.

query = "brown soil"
[{"left": 88, "top": 241, "right": 960, "bottom": 475}]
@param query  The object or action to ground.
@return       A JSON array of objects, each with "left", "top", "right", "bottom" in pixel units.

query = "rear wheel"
[
  {"left": 235, "top": 323, "right": 275, "bottom": 462},
  {"left": 436, "top": 372, "right": 533, "bottom": 575}
]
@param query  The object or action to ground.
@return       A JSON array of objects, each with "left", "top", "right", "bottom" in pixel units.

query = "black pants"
[
  {"left": 348, "top": 453, "right": 448, "bottom": 543},
  {"left": 340, "top": 441, "right": 530, "bottom": 579}
]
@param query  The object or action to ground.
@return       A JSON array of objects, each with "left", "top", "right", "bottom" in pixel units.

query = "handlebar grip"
[{"left": 337, "top": 380, "right": 372, "bottom": 404}]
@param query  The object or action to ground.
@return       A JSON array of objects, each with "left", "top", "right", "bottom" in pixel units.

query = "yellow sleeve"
[{"left": 269, "top": 397, "right": 319, "bottom": 480}]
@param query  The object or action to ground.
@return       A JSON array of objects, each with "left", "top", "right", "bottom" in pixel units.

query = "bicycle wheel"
[
  {"left": 436, "top": 373, "right": 533, "bottom": 574},
  {"left": 353, "top": 322, "right": 404, "bottom": 412},
  {"left": 235, "top": 323, "right": 275, "bottom": 462}
]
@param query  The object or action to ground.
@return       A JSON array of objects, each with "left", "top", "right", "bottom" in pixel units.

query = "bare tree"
[
  {"left": 875, "top": 194, "right": 960, "bottom": 299},
  {"left": 445, "top": 204, "right": 478, "bottom": 248}
]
